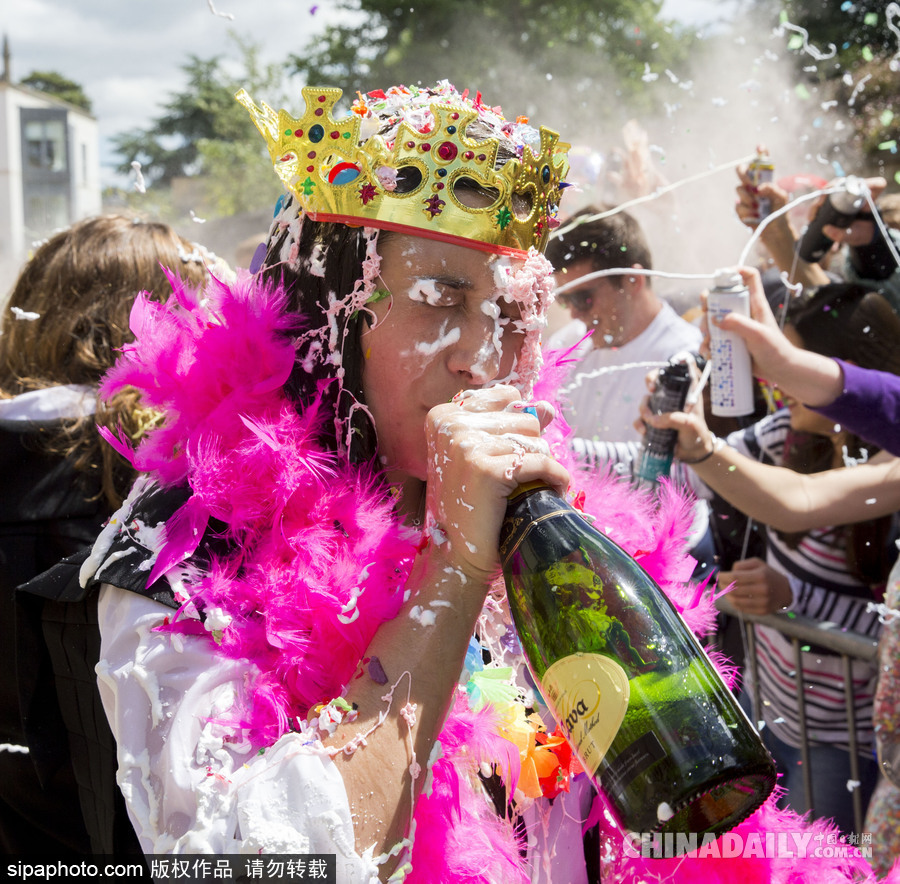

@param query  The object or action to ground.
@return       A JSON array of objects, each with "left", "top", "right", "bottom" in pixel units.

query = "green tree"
[
  {"left": 779, "top": 0, "right": 900, "bottom": 64},
  {"left": 111, "top": 36, "right": 285, "bottom": 213},
  {"left": 288, "top": 0, "right": 696, "bottom": 130},
  {"left": 20, "top": 70, "right": 92, "bottom": 112},
  {"left": 763, "top": 1, "right": 900, "bottom": 175}
]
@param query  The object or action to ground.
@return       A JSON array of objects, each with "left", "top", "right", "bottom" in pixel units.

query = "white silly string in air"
[
  {"left": 774, "top": 19, "right": 837, "bottom": 61},
  {"left": 552, "top": 154, "right": 755, "bottom": 241},
  {"left": 206, "top": 0, "right": 235, "bottom": 21},
  {"left": 847, "top": 73, "right": 872, "bottom": 107},
  {"left": 887, "top": 3, "right": 900, "bottom": 71},
  {"left": 131, "top": 161, "right": 146, "bottom": 194}
]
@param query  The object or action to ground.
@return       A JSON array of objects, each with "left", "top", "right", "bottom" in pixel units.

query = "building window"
[
  {"left": 20, "top": 108, "right": 72, "bottom": 240},
  {"left": 24, "top": 118, "right": 68, "bottom": 172}
]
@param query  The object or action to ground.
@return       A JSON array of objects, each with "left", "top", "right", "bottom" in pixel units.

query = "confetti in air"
[
  {"left": 190, "top": 210, "right": 207, "bottom": 224},
  {"left": 206, "top": 0, "right": 235, "bottom": 21},
  {"left": 10, "top": 307, "right": 40, "bottom": 321},
  {"left": 775, "top": 18, "right": 837, "bottom": 60},
  {"left": 131, "top": 161, "right": 146, "bottom": 194},
  {"left": 887, "top": 2, "right": 900, "bottom": 70}
]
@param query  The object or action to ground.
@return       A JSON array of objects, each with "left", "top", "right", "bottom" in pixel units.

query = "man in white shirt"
[
  {"left": 546, "top": 207, "right": 715, "bottom": 580},
  {"left": 546, "top": 207, "right": 701, "bottom": 444}
]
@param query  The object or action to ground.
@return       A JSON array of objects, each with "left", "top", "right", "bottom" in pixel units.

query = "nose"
[{"left": 446, "top": 312, "right": 503, "bottom": 385}]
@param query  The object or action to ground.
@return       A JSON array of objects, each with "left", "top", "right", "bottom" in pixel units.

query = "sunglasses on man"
[{"left": 556, "top": 290, "right": 595, "bottom": 311}]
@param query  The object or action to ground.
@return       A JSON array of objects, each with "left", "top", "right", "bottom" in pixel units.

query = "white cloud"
[{"left": 4, "top": 0, "right": 335, "bottom": 182}]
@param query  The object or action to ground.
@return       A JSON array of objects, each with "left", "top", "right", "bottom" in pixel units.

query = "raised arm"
[
  {"left": 711, "top": 266, "right": 900, "bottom": 455},
  {"left": 323, "top": 386, "right": 569, "bottom": 870},
  {"left": 709, "top": 266, "right": 844, "bottom": 407},
  {"left": 641, "top": 396, "right": 900, "bottom": 533},
  {"left": 734, "top": 163, "right": 830, "bottom": 289}
]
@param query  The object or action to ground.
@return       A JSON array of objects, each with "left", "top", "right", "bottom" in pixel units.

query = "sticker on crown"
[{"left": 324, "top": 160, "right": 362, "bottom": 185}]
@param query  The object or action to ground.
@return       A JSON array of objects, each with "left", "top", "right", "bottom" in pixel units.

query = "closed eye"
[{"left": 408, "top": 277, "right": 468, "bottom": 308}]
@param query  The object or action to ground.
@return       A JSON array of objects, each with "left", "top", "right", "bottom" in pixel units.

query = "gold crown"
[{"left": 236, "top": 85, "right": 570, "bottom": 257}]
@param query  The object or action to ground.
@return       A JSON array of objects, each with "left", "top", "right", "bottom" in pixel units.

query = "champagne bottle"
[{"left": 500, "top": 484, "right": 776, "bottom": 846}]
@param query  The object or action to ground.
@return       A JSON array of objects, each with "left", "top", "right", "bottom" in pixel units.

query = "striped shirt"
[{"left": 727, "top": 410, "right": 882, "bottom": 754}]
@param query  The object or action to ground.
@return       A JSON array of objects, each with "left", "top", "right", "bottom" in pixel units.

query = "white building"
[{"left": 0, "top": 38, "right": 101, "bottom": 293}]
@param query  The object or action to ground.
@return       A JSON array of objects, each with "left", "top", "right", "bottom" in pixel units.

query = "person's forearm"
[
  {"left": 331, "top": 543, "right": 489, "bottom": 875},
  {"left": 687, "top": 443, "right": 900, "bottom": 531},
  {"left": 772, "top": 348, "right": 844, "bottom": 408},
  {"left": 758, "top": 215, "right": 830, "bottom": 288},
  {"left": 813, "top": 360, "right": 900, "bottom": 455},
  {"left": 715, "top": 277, "right": 843, "bottom": 407}
]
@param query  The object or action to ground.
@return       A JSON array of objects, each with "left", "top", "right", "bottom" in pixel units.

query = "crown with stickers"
[{"left": 236, "top": 82, "right": 570, "bottom": 257}]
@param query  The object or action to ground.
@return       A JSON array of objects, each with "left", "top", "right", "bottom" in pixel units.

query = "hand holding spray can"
[
  {"left": 796, "top": 176, "right": 868, "bottom": 263},
  {"left": 747, "top": 148, "right": 775, "bottom": 224},
  {"left": 708, "top": 270, "right": 755, "bottom": 417},
  {"left": 635, "top": 356, "right": 692, "bottom": 490}
]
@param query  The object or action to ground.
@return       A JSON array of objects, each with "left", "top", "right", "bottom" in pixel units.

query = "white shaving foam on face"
[
  {"left": 415, "top": 323, "right": 461, "bottom": 356},
  {"left": 407, "top": 278, "right": 444, "bottom": 305},
  {"left": 474, "top": 297, "right": 505, "bottom": 381}
]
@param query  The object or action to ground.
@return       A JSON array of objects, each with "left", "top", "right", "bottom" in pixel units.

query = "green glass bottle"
[{"left": 500, "top": 484, "right": 776, "bottom": 845}]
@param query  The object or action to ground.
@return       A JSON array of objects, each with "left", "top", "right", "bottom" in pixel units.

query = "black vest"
[{"left": 11, "top": 479, "right": 190, "bottom": 861}]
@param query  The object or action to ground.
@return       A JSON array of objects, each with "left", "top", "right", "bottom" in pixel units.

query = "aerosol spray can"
[
  {"left": 708, "top": 270, "right": 755, "bottom": 418},
  {"left": 796, "top": 176, "right": 868, "bottom": 263},
  {"left": 635, "top": 356, "right": 692, "bottom": 490},
  {"left": 747, "top": 149, "right": 775, "bottom": 223}
]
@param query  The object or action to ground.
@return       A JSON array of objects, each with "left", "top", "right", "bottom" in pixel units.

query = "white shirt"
[
  {"left": 547, "top": 303, "right": 701, "bottom": 443},
  {"left": 96, "top": 586, "right": 599, "bottom": 882},
  {"left": 96, "top": 586, "right": 380, "bottom": 883},
  {"left": 0, "top": 384, "right": 96, "bottom": 421}
]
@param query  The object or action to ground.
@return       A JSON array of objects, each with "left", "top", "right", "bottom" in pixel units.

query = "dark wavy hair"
[
  {"left": 780, "top": 282, "right": 900, "bottom": 584},
  {"left": 545, "top": 204, "right": 652, "bottom": 282},
  {"left": 257, "top": 208, "right": 379, "bottom": 464}
]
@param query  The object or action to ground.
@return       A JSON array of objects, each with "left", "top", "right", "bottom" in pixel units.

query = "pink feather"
[
  {"left": 406, "top": 691, "right": 528, "bottom": 884},
  {"left": 97, "top": 423, "right": 136, "bottom": 466},
  {"left": 146, "top": 495, "right": 211, "bottom": 587}
]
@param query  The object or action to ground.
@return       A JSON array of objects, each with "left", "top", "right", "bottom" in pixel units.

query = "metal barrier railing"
[{"left": 714, "top": 597, "right": 880, "bottom": 833}]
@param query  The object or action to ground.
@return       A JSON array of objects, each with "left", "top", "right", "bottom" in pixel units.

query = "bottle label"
[
  {"left": 601, "top": 730, "right": 666, "bottom": 795},
  {"left": 541, "top": 652, "right": 630, "bottom": 776}
]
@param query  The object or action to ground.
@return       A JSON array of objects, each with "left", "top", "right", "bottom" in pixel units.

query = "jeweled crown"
[{"left": 237, "top": 84, "right": 570, "bottom": 257}]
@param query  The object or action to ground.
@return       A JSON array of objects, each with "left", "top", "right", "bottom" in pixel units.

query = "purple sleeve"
[{"left": 813, "top": 359, "right": 900, "bottom": 456}]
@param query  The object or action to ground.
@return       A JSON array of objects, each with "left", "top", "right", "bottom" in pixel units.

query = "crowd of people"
[{"left": 2, "top": 77, "right": 900, "bottom": 883}]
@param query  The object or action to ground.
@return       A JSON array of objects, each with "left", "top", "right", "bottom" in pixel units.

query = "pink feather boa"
[{"left": 101, "top": 272, "right": 894, "bottom": 883}]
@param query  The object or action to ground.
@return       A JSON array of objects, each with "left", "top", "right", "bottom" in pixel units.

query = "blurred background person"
[
  {"left": 545, "top": 206, "right": 716, "bottom": 581},
  {"left": 735, "top": 167, "right": 900, "bottom": 313},
  {"left": 0, "top": 214, "right": 211, "bottom": 855},
  {"left": 546, "top": 206, "right": 701, "bottom": 445}
]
